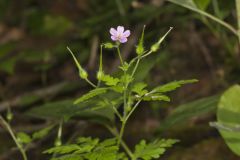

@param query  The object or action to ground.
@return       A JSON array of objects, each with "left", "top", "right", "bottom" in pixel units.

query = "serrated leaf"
[
  {"left": 133, "top": 139, "right": 178, "bottom": 160},
  {"left": 120, "top": 74, "right": 133, "bottom": 85},
  {"left": 32, "top": 125, "right": 54, "bottom": 140},
  {"left": 84, "top": 138, "right": 118, "bottom": 160},
  {"left": 101, "top": 74, "right": 120, "bottom": 86},
  {"left": 45, "top": 137, "right": 119, "bottom": 160},
  {"left": 132, "top": 82, "right": 148, "bottom": 96},
  {"left": 74, "top": 88, "right": 108, "bottom": 104},
  {"left": 151, "top": 79, "right": 198, "bottom": 93},
  {"left": 44, "top": 144, "right": 81, "bottom": 154},
  {"left": 51, "top": 154, "right": 82, "bottom": 160},
  {"left": 17, "top": 132, "right": 32, "bottom": 144}
]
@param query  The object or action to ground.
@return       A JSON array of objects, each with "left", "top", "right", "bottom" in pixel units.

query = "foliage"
[
  {"left": 133, "top": 139, "right": 179, "bottom": 160},
  {"left": 158, "top": 95, "right": 219, "bottom": 132},
  {"left": 216, "top": 85, "right": 240, "bottom": 156},
  {"left": 0, "top": 23, "right": 198, "bottom": 160},
  {"left": 44, "top": 137, "right": 119, "bottom": 160}
]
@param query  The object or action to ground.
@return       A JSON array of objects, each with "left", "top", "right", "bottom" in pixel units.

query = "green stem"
[
  {"left": 105, "top": 125, "right": 134, "bottom": 159},
  {"left": 117, "top": 46, "right": 124, "bottom": 66},
  {"left": 236, "top": 0, "right": 240, "bottom": 43},
  {"left": 85, "top": 78, "right": 97, "bottom": 88},
  {"left": 125, "top": 100, "right": 142, "bottom": 122},
  {"left": 118, "top": 120, "right": 126, "bottom": 146},
  {"left": 131, "top": 58, "right": 140, "bottom": 78},
  {"left": 0, "top": 116, "right": 27, "bottom": 160},
  {"left": 140, "top": 50, "right": 153, "bottom": 59}
]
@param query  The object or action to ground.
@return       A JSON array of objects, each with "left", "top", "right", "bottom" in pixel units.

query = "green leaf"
[
  {"left": 167, "top": 0, "right": 238, "bottom": 36},
  {"left": 74, "top": 88, "right": 108, "bottom": 104},
  {"left": 132, "top": 82, "right": 148, "bottom": 96},
  {"left": 133, "top": 139, "right": 178, "bottom": 160},
  {"left": 17, "top": 132, "right": 32, "bottom": 144},
  {"left": 151, "top": 79, "right": 198, "bottom": 93},
  {"left": 51, "top": 154, "right": 82, "bottom": 160},
  {"left": 158, "top": 95, "right": 219, "bottom": 132},
  {"left": 32, "top": 125, "right": 54, "bottom": 140},
  {"left": 27, "top": 99, "right": 115, "bottom": 122},
  {"left": 217, "top": 85, "right": 240, "bottom": 156},
  {"left": 101, "top": 74, "right": 120, "bottom": 86},
  {"left": 84, "top": 138, "right": 119, "bottom": 160},
  {"left": 44, "top": 137, "right": 119, "bottom": 160},
  {"left": 120, "top": 74, "right": 133, "bottom": 85},
  {"left": 44, "top": 144, "right": 81, "bottom": 154},
  {"left": 193, "top": 0, "right": 210, "bottom": 10}
]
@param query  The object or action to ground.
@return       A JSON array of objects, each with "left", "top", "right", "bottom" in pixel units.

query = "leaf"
[
  {"left": 120, "top": 74, "right": 133, "bottom": 85},
  {"left": 44, "top": 137, "right": 119, "bottom": 160},
  {"left": 217, "top": 85, "right": 240, "bottom": 156},
  {"left": 32, "top": 125, "right": 54, "bottom": 140},
  {"left": 151, "top": 79, "right": 198, "bottom": 94},
  {"left": 158, "top": 95, "right": 219, "bottom": 132},
  {"left": 44, "top": 144, "right": 81, "bottom": 154},
  {"left": 74, "top": 88, "right": 108, "bottom": 104},
  {"left": 193, "top": 0, "right": 210, "bottom": 10},
  {"left": 17, "top": 132, "right": 32, "bottom": 144},
  {"left": 101, "top": 74, "right": 120, "bottom": 86},
  {"left": 167, "top": 0, "right": 238, "bottom": 36},
  {"left": 132, "top": 82, "right": 148, "bottom": 96},
  {"left": 51, "top": 154, "right": 82, "bottom": 160},
  {"left": 133, "top": 139, "right": 178, "bottom": 160},
  {"left": 84, "top": 138, "right": 119, "bottom": 160},
  {"left": 27, "top": 99, "right": 115, "bottom": 122}
]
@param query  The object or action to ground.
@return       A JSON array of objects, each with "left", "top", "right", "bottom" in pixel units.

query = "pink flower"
[{"left": 109, "top": 26, "right": 130, "bottom": 43}]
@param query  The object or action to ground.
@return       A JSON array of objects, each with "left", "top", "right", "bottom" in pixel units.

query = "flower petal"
[
  {"left": 119, "top": 37, "right": 127, "bottom": 43},
  {"left": 123, "top": 30, "right": 130, "bottom": 37},
  {"left": 117, "top": 26, "right": 124, "bottom": 33},
  {"left": 111, "top": 36, "right": 118, "bottom": 41},
  {"left": 110, "top": 28, "right": 117, "bottom": 36}
]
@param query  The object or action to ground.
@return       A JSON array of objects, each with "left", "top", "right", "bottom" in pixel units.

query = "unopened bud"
[
  {"left": 79, "top": 69, "right": 88, "bottom": 79},
  {"left": 97, "top": 71, "right": 104, "bottom": 80},
  {"left": 150, "top": 43, "right": 159, "bottom": 52},
  {"left": 104, "top": 42, "right": 114, "bottom": 49}
]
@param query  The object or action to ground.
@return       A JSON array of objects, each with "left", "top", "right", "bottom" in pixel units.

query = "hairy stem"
[{"left": 0, "top": 116, "right": 27, "bottom": 160}]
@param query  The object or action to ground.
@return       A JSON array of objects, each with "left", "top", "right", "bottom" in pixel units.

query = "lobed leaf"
[
  {"left": 101, "top": 74, "right": 120, "bottom": 86},
  {"left": 132, "top": 82, "right": 148, "bottom": 96},
  {"left": 74, "top": 88, "right": 108, "bottom": 104},
  {"left": 151, "top": 79, "right": 198, "bottom": 94},
  {"left": 133, "top": 139, "right": 178, "bottom": 160}
]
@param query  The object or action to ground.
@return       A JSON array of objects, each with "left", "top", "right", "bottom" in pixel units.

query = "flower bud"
[
  {"left": 79, "top": 69, "right": 88, "bottom": 79},
  {"left": 150, "top": 43, "right": 159, "bottom": 52},
  {"left": 104, "top": 42, "right": 114, "bottom": 49},
  {"left": 97, "top": 71, "right": 104, "bottom": 80}
]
